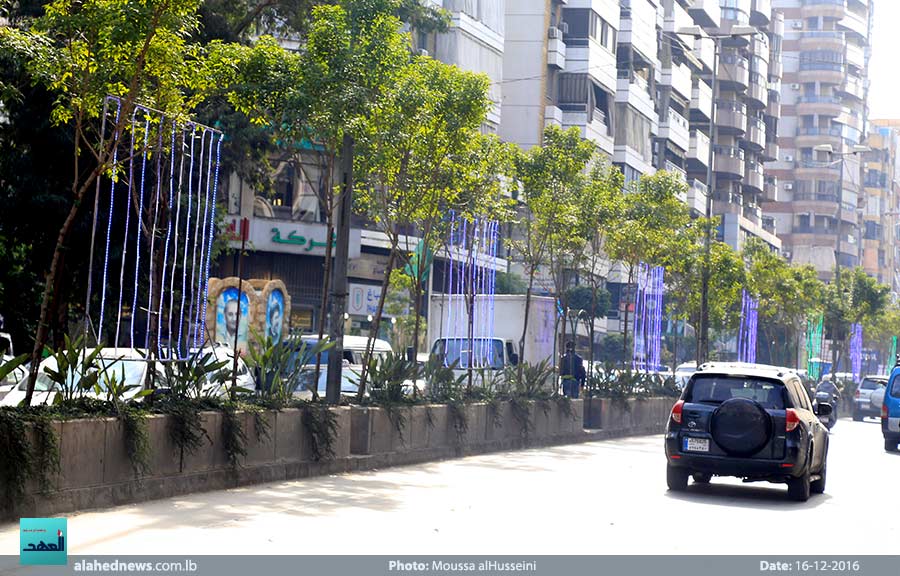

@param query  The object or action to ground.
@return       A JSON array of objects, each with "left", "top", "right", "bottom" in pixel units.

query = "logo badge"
[{"left": 20, "top": 518, "right": 67, "bottom": 565}]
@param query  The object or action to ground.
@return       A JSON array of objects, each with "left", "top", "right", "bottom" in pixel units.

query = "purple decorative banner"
[
  {"left": 850, "top": 323, "right": 863, "bottom": 382},
  {"left": 737, "top": 290, "right": 758, "bottom": 364},
  {"left": 633, "top": 263, "right": 665, "bottom": 372}
]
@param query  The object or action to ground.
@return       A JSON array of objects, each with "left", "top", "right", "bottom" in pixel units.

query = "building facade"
[
  {"left": 863, "top": 120, "right": 900, "bottom": 296},
  {"left": 766, "top": 0, "right": 874, "bottom": 281}
]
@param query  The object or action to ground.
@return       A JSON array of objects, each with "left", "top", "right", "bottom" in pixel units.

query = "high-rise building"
[
  {"left": 862, "top": 120, "right": 900, "bottom": 295},
  {"left": 765, "top": 0, "right": 874, "bottom": 281}
]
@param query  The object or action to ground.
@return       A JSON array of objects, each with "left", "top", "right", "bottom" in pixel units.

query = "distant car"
[
  {"left": 0, "top": 348, "right": 158, "bottom": 407},
  {"left": 665, "top": 362, "right": 831, "bottom": 502},
  {"left": 292, "top": 335, "right": 394, "bottom": 399},
  {"left": 882, "top": 368, "right": 900, "bottom": 452},
  {"left": 0, "top": 354, "right": 28, "bottom": 402},
  {"left": 674, "top": 362, "right": 697, "bottom": 389},
  {"left": 852, "top": 376, "right": 888, "bottom": 421}
]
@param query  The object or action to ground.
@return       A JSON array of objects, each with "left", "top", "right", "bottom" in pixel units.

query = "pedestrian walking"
[{"left": 559, "top": 341, "right": 586, "bottom": 398}]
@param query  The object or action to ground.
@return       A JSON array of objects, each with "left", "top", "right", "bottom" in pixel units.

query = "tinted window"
[
  {"left": 687, "top": 376, "right": 785, "bottom": 409},
  {"left": 432, "top": 338, "right": 504, "bottom": 369},
  {"left": 860, "top": 378, "right": 884, "bottom": 390},
  {"left": 891, "top": 377, "right": 900, "bottom": 398},
  {"left": 788, "top": 380, "right": 810, "bottom": 411}
]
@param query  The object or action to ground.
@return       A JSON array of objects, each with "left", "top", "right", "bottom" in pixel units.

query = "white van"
[{"left": 293, "top": 335, "right": 394, "bottom": 399}]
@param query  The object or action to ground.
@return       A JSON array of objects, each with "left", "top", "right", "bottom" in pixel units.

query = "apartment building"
[
  {"left": 765, "top": 0, "right": 874, "bottom": 281},
  {"left": 862, "top": 120, "right": 900, "bottom": 295}
]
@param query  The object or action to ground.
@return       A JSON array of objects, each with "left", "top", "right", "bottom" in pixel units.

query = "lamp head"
[
  {"left": 676, "top": 25, "right": 704, "bottom": 38},
  {"left": 813, "top": 144, "right": 834, "bottom": 154}
]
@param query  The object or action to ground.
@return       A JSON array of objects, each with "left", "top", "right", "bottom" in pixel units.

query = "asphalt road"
[{"left": 0, "top": 418, "right": 897, "bottom": 556}]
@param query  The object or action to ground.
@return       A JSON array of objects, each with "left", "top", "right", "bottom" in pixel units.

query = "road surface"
[{"left": 0, "top": 418, "right": 897, "bottom": 555}]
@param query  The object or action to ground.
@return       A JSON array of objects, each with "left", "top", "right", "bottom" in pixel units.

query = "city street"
[{"left": 1, "top": 419, "right": 898, "bottom": 556}]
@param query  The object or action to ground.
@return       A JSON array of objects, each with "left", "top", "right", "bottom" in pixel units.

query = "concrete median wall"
[{"left": 3, "top": 397, "right": 670, "bottom": 519}]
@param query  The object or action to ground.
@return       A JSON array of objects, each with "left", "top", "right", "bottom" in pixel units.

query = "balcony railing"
[{"left": 798, "top": 126, "right": 843, "bottom": 136}]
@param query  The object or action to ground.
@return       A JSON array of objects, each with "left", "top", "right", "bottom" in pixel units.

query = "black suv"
[{"left": 664, "top": 363, "right": 832, "bottom": 502}]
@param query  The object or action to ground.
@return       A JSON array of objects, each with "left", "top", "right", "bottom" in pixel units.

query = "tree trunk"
[
  {"left": 622, "top": 265, "right": 634, "bottom": 361},
  {"left": 356, "top": 248, "right": 396, "bottom": 398},
  {"left": 312, "top": 153, "right": 335, "bottom": 399},
  {"left": 519, "top": 269, "right": 536, "bottom": 382}
]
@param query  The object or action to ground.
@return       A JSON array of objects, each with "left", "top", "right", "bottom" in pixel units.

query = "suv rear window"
[
  {"left": 860, "top": 378, "right": 885, "bottom": 390},
  {"left": 686, "top": 376, "right": 786, "bottom": 409},
  {"left": 891, "top": 377, "right": 900, "bottom": 398}
]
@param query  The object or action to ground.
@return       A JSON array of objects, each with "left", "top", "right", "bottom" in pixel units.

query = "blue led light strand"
[
  {"left": 114, "top": 107, "right": 140, "bottom": 348},
  {"left": 145, "top": 121, "right": 166, "bottom": 350},
  {"left": 98, "top": 97, "right": 122, "bottom": 344},
  {"left": 177, "top": 124, "right": 198, "bottom": 355},
  {"left": 158, "top": 119, "right": 178, "bottom": 357},
  {"left": 198, "top": 133, "right": 223, "bottom": 346},
  {"left": 186, "top": 128, "right": 208, "bottom": 349},
  {"left": 192, "top": 131, "right": 214, "bottom": 348},
  {"left": 129, "top": 109, "right": 151, "bottom": 348}
]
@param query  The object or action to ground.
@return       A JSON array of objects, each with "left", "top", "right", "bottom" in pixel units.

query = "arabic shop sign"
[{"left": 240, "top": 218, "right": 361, "bottom": 258}]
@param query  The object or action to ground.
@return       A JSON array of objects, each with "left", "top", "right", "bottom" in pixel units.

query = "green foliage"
[
  {"left": 501, "top": 359, "right": 554, "bottom": 399},
  {"left": 159, "top": 348, "right": 230, "bottom": 400},
  {"left": 247, "top": 333, "right": 331, "bottom": 407},
  {"left": 31, "top": 414, "right": 60, "bottom": 493},
  {"left": 495, "top": 272, "right": 527, "bottom": 295},
  {"left": 508, "top": 395, "right": 533, "bottom": 440},
  {"left": 423, "top": 356, "right": 467, "bottom": 403},
  {"left": 40, "top": 335, "right": 102, "bottom": 402},
  {"left": 302, "top": 403, "right": 339, "bottom": 461},
  {"left": 566, "top": 285, "right": 610, "bottom": 320},
  {"left": 0, "top": 409, "right": 32, "bottom": 506},
  {"left": 121, "top": 406, "right": 151, "bottom": 478},
  {"left": 157, "top": 396, "right": 209, "bottom": 472},
  {"left": 448, "top": 400, "right": 468, "bottom": 446},
  {"left": 221, "top": 402, "right": 248, "bottom": 470},
  {"left": 366, "top": 351, "right": 416, "bottom": 404}
]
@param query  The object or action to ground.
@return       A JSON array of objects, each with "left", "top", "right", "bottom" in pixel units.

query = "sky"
[{"left": 867, "top": 1, "right": 900, "bottom": 119}]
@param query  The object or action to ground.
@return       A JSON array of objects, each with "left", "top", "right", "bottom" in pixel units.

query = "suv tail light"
[
  {"left": 671, "top": 400, "right": 684, "bottom": 424},
  {"left": 786, "top": 408, "right": 800, "bottom": 432},
  {"left": 855, "top": 389, "right": 860, "bottom": 399},
  {"left": 883, "top": 403, "right": 889, "bottom": 419}
]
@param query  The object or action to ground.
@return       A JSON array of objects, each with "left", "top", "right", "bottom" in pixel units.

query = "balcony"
[
  {"left": 801, "top": 0, "right": 846, "bottom": 20},
  {"left": 616, "top": 71, "right": 656, "bottom": 126},
  {"left": 744, "top": 161, "right": 765, "bottom": 194},
  {"left": 763, "top": 177, "right": 778, "bottom": 202},
  {"left": 796, "top": 95, "right": 843, "bottom": 117},
  {"left": 718, "top": 53, "right": 750, "bottom": 90},
  {"left": 747, "top": 72, "right": 768, "bottom": 108},
  {"left": 796, "top": 126, "right": 842, "bottom": 148},
  {"left": 798, "top": 61, "right": 845, "bottom": 85},
  {"left": 688, "top": 130, "right": 710, "bottom": 170},
  {"left": 751, "top": 0, "right": 772, "bottom": 27},
  {"left": 838, "top": 8, "right": 869, "bottom": 41},
  {"left": 665, "top": 160, "right": 687, "bottom": 183},
  {"left": 688, "top": 0, "right": 721, "bottom": 29},
  {"left": 561, "top": 109, "right": 614, "bottom": 154},
  {"left": 547, "top": 33, "right": 567, "bottom": 69},
  {"left": 565, "top": 38, "right": 618, "bottom": 93},
  {"left": 835, "top": 108, "right": 863, "bottom": 130},
  {"left": 618, "top": 0, "right": 657, "bottom": 63},
  {"left": 744, "top": 116, "right": 766, "bottom": 151},
  {"left": 545, "top": 105, "right": 563, "bottom": 129},
  {"left": 762, "top": 216, "right": 777, "bottom": 235},
  {"left": 845, "top": 42, "right": 865, "bottom": 70},
  {"left": 836, "top": 75, "right": 865, "bottom": 100},
  {"left": 763, "top": 140, "right": 779, "bottom": 162},
  {"left": 686, "top": 179, "right": 709, "bottom": 214},
  {"left": 715, "top": 100, "right": 747, "bottom": 135},
  {"left": 743, "top": 203, "right": 763, "bottom": 224},
  {"left": 799, "top": 30, "right": 845, "bottom": 52},
  {"left": 713, "top": 145, "right": 745, "bottom": 179},
  {"left": 690, "top": 81, "right": 713, "bottom": 123},
  {"left": 692, "top": 35, "right": 716, "bottom": 74},
  {"left": 796, "top": 160, "right": 841, "bottom": 180},
  {"left": 769, "top": 55, "right": 782, "bottom": 80},
  {"left": 766, "top": 93, "right": 781, "bottom": 119},
  {"left": 661, "top": 62, "right": 692, "bottom": 100},
  {"left": 659, "top": 108, "right": 690, "bottom": 152}
]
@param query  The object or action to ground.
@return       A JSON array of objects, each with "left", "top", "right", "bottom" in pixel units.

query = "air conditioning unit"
[
  {"left": 548, "top": 26, "right": 560, "bottom": 39},
  {"left": 791, "top": 83, "right": 801, "bottom": 90},
  {"left": 560, "top": 21, "right": 569, "bottom": 34},
  {"left": 792, "top": 21, "right": 803, "bottom": 29},
  {"left": 784, "top": 182, "right": 794, "bottom": 190},
  {"left": 418, "top": 48, "right": 429, "bottom": 57},
  {"left": 783, "top": 154, "right": 794, "bottom": 162}
]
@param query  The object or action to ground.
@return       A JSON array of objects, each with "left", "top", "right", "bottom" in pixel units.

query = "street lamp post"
[
  {"left": 677, "top": 25, "right": 758, "bottom": 365},
  {"left": 812, "top": 143, "right": 869, "bottom": 374}
]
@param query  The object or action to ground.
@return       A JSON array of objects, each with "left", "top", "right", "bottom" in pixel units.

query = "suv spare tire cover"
[{"left": 711, "top": 398, "right": 772, "bottom": 456}]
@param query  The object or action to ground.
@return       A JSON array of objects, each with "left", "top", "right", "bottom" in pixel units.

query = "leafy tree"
[
  {"left": 512, "top": 125, "right": 594, "bottom": 374},
  {"left": 604, "top": 171, "right": 692, "bottom": 357}
]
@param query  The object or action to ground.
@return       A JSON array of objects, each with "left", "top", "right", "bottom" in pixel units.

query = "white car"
[
  {"left": 0, "top": 348, "right": 156, "bottom": 407},
  {"left": 0, "top": 354, "right": 28, "bottom": 402},
  {"left": 192, "top": 346, "right": 256, "bottom": 395},
  {"left": 292, "top": 335, "right": 395, "bottom": 399}
]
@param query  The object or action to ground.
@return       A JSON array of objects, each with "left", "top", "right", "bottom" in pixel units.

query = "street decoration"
[
  {"left": 806, "top": 314, "right": 825, "bottom": 380},
  {"left": 440, "top": 211, "right": 500, "bottom": 368},
  {"left": 633, "top": 263, "right": 664, "bottom": 372},
  {"left": 850, "top": 323, "right": 863, "bottom": 383},
  {"left": 737, "top": 290, "right": 758, "bottom": 364},
  {"left": 85, "top": 96, "right": 224, "bottom": 358},
  {"left": 890, "top": 335, "right": 898, "bottom": 368}
]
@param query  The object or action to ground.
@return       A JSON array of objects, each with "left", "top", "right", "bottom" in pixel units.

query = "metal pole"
[
  {"left": 832, "top": 151, "right": 845, "bottom": 373},
  {"left": 699, "top": 38, "right": 719, "bottom": 365},
  {"left": 326, "top": 133, "right": 354, "bottom": 404}
]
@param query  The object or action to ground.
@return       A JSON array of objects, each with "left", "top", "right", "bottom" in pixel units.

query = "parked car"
[
  {"left": 674, "top": 362, "right": 697, "bottom": 390},
  {"left": 0, "top": 354, "right": 28, "bottom": 402},
  {"left": 882, "top": 368, "right": 900, "bottom": 452},
  {"left": 0, "top": 348, "right": 157, "bottom": 407},
  {"left": 852, "top": 376, "right": 888, "bottom": 421},
  {"left": 191, "top": 346, "right": 255, "bottom": 396},
  {"left": 665, "top": 362, "right": 831, "bottom": 502},
  {"left": 292, "top": 335, "right": 395, "bottom": 399}
]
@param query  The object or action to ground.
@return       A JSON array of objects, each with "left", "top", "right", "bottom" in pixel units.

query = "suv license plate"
[{"left": 683, "top": 437, "right": 709, "bottom": 452}]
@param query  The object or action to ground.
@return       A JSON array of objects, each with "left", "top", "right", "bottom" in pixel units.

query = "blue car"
[{"left": 884, "top": 369, "right": 900, "bottom": 452}]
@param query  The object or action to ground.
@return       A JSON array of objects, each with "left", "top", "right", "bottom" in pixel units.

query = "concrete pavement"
[{"left": 0, "top": 418, "right": 897, "bottom": 555}]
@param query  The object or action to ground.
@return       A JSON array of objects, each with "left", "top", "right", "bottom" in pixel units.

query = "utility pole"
[{"left": 326, "top": 133, "right": 354, "bottom": 404}]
